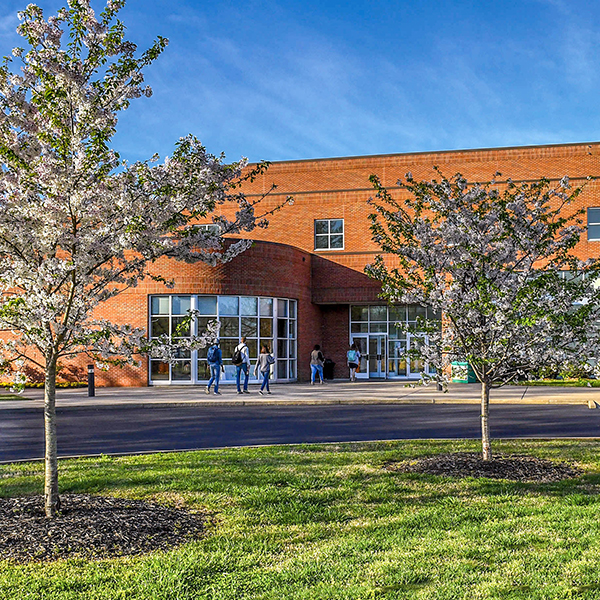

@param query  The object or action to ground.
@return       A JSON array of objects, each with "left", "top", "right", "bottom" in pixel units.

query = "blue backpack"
[{"left": 207, "top": 345, "right": 219, "bottom": 363}]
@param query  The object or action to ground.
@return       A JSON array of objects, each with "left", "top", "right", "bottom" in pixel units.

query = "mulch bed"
[
  {"left": 0, "top": 494, "right": 208, "bottom": 564},
  {"left": 385, "top": 452, "right": 582, "bottom": 483}
]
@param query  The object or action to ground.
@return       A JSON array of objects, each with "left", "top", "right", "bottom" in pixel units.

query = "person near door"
[
  {"left": 347, "top": 342, "right": 361, "bottom": 382},
  {"left": 310, "top": 344, "right": 325, "bottom": 384}
]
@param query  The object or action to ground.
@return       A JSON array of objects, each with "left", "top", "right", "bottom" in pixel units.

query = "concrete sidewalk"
[{"left": 2, "top": 380, "right": 600, "bottom": 410}]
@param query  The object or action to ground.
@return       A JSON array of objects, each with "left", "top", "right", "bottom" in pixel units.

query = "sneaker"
[
  {"left": 243, "top": 390, "right": 250, "bottom": 394},
  {"left": 320, "top": 380, "right": 324, "bottom": 384},
  {"left": 267, "top": 391, "right": 272, "bottom": 394},
  {"left": 258, "top": 390, "right": 264, "bottom": 395},
  {"left": 214, "top": 391, "right": 221, "bottom": 395},
  {"left": 310, "top": 381, "right": 314, "bottom": 385},
  {"left": 205, "top": 386, "right": 210, "bottom": 394},
  {"left": 237, "top": 391, "right": 243, "bottom": 394}
]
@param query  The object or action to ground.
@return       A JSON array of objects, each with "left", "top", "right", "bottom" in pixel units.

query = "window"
[
  {"left": 314, "top": 219, "right": 344, "bottom": 250},
  {"left": 199, "top": 224, "right": 220, "bottom": 235},
  {"left": 588, "top": 208, "right": 600, "bottom": 241},
  {"left": 149, "top": 295, "right": 296, "bottom": 384}
]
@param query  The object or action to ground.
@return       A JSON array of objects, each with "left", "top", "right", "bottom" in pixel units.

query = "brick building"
[{"left": 91, "top": 141, "right": 600, "bottom": 387}]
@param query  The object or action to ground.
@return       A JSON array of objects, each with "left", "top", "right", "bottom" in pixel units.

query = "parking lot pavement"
[{"left": 2, "top": 380, "right": 600, "bottom": 410}]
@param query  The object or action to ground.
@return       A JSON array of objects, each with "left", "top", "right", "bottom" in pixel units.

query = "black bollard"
[{"left": 87, "top": 364, "right": 95, "bottom": 397}]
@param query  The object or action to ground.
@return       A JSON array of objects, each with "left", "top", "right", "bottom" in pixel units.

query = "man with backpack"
[
  {"left": 206, "top": 339, "right": 223, "bottom": 395},
  {"left": 233, "top": 336, "right": 251, "bottom": 394}
]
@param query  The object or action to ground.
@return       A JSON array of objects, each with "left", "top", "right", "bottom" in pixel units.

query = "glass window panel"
[
  {"left": 288, "top": 320, "right": 296, "bottom": 339},
  {"left": 289, "top": 300, "right": 296, "bottom": 319},
  {"left": 220, "top": 339, "right": 237, "bottom": 360},
  {"left": 289, "top": 362, "right": 296, "bottom": 379},
  {"left": 197, "top": 317, "right": 212, "bottom": 334},
  {"left": 389, "top": 305, "right": 407, "bottom": 323},
  {"left": 277, "top": 318, "right": 287, "bottom": 338},
  {"left": 151, "top": 317, "right": 169, "bottom": 338},
  {"left": 588, "top": 224, "right": 600, "bottom": 241},
  {"left": 172, "top": 361, "right": 191, "bottom": 381},
  {"left": 197, "top": 296, "right": 217, "bottom": 315},
  {"left": 351, "top": 322, "right": 369, "bottom": 333},
  {"left": 246, "top": 338, "right": 258, "bottom": 359},
  {"left": 171, "top": 316, "right": 190, "bottom": 338},
  {"left": 197, "top": 360, "right": 210, "bottom": 380},
  {"left": 278, "top": 339, "right": 288, "bottom": 358},
  {"left": 330, "top": 234, "right": 343, "bottom": 249},
  {"left": 329, "top": 219, "right": 343, "bottom": 234},
  {"left": 172, "top": 346, "right": 191, "bottom": 359},
  {"left": 259, "top": 297, "right": 273, "bottom": 316},
  {"left": 241, "top": 317, "right": 258, "bottom": 338},
  {"left": 351, "top": 306, "right": 369, "bottom": 321},
  {"left": 369, "top": 306, "right": 387, "bottom": 321},
  {"left": 370, "top": 322, "right": 387, "bottom": 333},
  {"left": 315, "top": 235, "right": 329, "bottom": 249},
  {"left": 315, "top": 220, "right": 329, "bottom": 234},
  {"left": 219, "top": 296, "right": 239, "bottom": 315},
  {"left": 277, "top": 360, "right": 287, "bottom": 379},
  {"left": 389, "top": 324, "right": 404, "bottom": 339},
  {"left": 289, "top": 341, "right": 296, "bottom": 359},
  {"left": 221, "top": 317, "right": 239, "bottom": 337},
  {"left": 408, "top": 305, "right": 427, "bottom": 321},
  {"left": 427, "top": 307, "right": 442, "bottom": 321},
  {"left": 277, "top": 299, "right": 288, "bottom": 317},
  {"left": 151, "top": 296, "right": 169, "bottom": 315},
  {"left": 240, "top": 297, "right": 258, "bottom": 316},
  {"left": 222, "top": 364, "right": 237, "bottom": 381},
  {"left": 151, "top": 360, "right": 169, "bottom": 381},
  {"left": 588, "top": 208, "right": 600, "bottom": 224},
  {"left": 197, "top": 345, "right": 208, "bottom": 359},
  {"left": 172, "top": 296, "right": 191, "bottom": 315},
  {"left": 260, "top": 318, "right": 273, "bottom": 337}
]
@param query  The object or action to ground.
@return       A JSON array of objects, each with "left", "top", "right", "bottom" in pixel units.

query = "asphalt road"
[{"left": 2, "top": 403, "right": 600, "bottom": 462}]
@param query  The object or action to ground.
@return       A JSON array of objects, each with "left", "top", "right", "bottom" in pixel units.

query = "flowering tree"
[
  {"left": 367, "top": 170, "right": 600, "bottom": 461},
  {"left": 0, "top": 1, "right": 287, "bottom": 517}
]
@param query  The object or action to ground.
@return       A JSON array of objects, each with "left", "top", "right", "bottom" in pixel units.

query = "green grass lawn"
[
  {"left": 518, "top": 379, "right": 600, "bottom": 387},
  {"left": 2, "top": 439, "right": 600, "bottom": 599}
]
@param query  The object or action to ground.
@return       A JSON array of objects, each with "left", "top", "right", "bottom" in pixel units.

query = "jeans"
[
  {"left": 207, "top": 363, "right": 220, "bottom": 392},
  {"left": 236, "top": 363, "right": 249, "bottom": 392},
  {"left": 310, "top": 364, "right": 323, "bottom": 383},
  {"left": 260, "top": 370, "right": 270, "bottom": 392}
]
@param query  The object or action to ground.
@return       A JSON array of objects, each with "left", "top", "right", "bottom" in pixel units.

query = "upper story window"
[
  {"left": 199, "top": 224, "right": 220, "bottom": 235},
  {"left": 315, "top": 218, "right": 344, "bottom": 250},
  {"left": 588, "top": 208, "right": 600, "bottom": 241}
]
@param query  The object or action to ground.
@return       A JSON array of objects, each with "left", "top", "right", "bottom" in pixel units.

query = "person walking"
[
  {"left": 234, "top": 336, "right": 251, "bottom": 394},
  {"left": 205, "top": 339, "right": 223, "bottom": 395},
  {"left": 254, "top": 344, "right": 275, "bottom": 395},
  {"left": 310, "top": 344, "right": 325, "bottom": 385},
  {"left": 347, "top": 342, "right": 361, "bottom": 382}
]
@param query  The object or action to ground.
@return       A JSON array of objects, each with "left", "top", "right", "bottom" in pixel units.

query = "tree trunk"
[
  {"left": 44, "top": 357, "right": 60, "bottom": 518},
  {"left": 481, "top": 379, "right": 492, "bottom": 461}
]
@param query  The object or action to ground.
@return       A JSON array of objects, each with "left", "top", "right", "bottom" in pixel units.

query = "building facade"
[{"left": 86, "top": 141, "right": 600, "bottom": 386}]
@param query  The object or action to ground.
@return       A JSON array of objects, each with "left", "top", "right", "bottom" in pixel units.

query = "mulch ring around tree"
[
  {"left": 0, "top": 494, "right": 208, "bottom": 564},
  {"left": 385, "top": 452, "right": 582, "bottom": 483}
]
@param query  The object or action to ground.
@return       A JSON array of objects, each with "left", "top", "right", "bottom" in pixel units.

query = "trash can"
[
  {"left": 451, "top": 361, "right": 477, "bottom": 383},
  {"left": 323, "top": 358, "right": 335, "bottom": 380}
]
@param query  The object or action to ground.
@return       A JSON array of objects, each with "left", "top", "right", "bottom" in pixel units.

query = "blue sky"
[{"left": 0, "top": 0, "right": 599, "bottom": 164}]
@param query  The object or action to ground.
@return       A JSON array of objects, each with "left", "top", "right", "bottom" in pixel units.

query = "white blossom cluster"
[
  {"left": 0, "top": 1, "right": 283, "bottom": 389},
  {"left": 367, "top": 171, "right": 600, "bottom": 389}
]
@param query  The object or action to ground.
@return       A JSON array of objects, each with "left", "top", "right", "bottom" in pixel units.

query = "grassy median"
[{"left": 2, "top": 439, "right": 600, "bottom": 599}]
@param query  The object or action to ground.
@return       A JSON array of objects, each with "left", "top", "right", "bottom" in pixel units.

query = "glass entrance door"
[
  {"left": 387, "top": 334, "right": 429, "bottom": 378},
  {"left": 369, "top": 335, "right": 386, "bottom": 378},
  {"left": 351, "top": 334, "right": 386, "bottom": 379}
]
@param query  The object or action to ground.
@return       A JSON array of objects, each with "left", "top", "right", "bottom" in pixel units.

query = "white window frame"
[
  {"left": 314, "top": 218, "right": 344, "bottom": 251},
  {"left": 588, "top": 208, "right": 600, "bottom": 241}
]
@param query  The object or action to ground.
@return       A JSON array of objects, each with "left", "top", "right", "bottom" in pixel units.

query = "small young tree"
[
  {"left": 367, "top": 170, "right": 600, "bottom": 461},
  {"left": 0, "top": 1, "right": 287, "bottom": 517}
]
